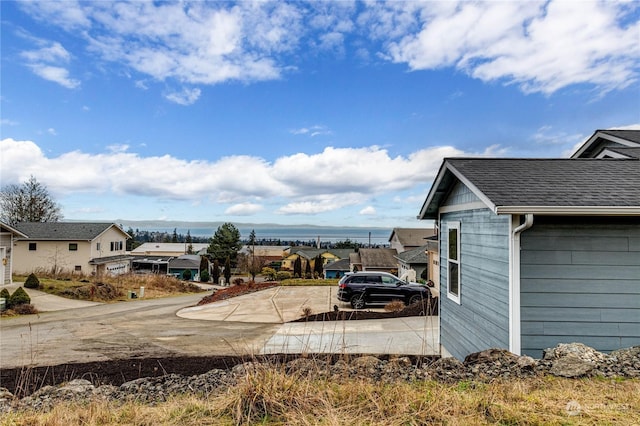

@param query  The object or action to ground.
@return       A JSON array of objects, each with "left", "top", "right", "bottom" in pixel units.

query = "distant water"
[{"left": 134, "top": 225, "right": 392, "bottom": 245}]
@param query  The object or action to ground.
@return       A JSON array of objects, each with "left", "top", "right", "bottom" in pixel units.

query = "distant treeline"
[{"left": 124, "top": 227, "right": 381, "bottom": 250}]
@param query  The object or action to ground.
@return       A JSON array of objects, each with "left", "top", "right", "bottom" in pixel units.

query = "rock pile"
[{"left": 1, "top": 343, "right": 638, "bottom": 413}]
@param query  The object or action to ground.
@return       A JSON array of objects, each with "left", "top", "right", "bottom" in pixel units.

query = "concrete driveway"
[
  {"left": 1, "top": 284, "right": 439, "bottom": 369},
  {"left": 2, "top": 283, "right": 102, "bottom": 311}
]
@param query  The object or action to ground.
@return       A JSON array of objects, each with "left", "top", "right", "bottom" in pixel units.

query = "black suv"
[{"left": 337, "top": 271, "right": 432, "bottom": 309}]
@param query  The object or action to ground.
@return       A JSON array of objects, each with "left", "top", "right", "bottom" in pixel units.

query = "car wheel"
[
  {"left": 350, "top": 293, "right": 365, "bottom": 309},
  {"left": 408, "top": 294, "right": 424, "bottom": 306}
]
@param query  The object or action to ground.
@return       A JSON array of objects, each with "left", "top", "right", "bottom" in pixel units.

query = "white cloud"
[
  {"left": 289, "top": 125, "right": 332, "bottom": 137},
  {"left": 359, "top": 206, "right": 376, "bottom": 215},
  {"left": 164, "top": 87, "right": 202, "bottom": 106},
  {"left": 382, "top": 0, "right": 639, "bottom": 94},
  {"left": 15, "top": 0, "right": 639, "bottom": 99},
  {"left": 0, "top": 119, "right": 19, "bottom": 126},
  {"left": 0, "top": 136, "right": 497, "bottom": 214},
  {"left": 610, "top": 124, "right": 640, "bottom": 130},
  {"left": 47, "top": 128, "right": 57, "bottom": 136},
  {"left": 20, "top": 40, "right": 80, "bottom": 89},
  {"left": 225, "top": 203, "right": 264, "bottom": 215}
]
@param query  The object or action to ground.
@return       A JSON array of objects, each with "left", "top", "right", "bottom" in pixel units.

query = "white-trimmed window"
[{"left": 447, "top": 221, "right": 461, "bottom": 304}]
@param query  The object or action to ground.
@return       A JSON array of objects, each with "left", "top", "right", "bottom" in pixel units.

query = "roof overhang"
[{"left": 0, "top": 223, "right": 28, "bottom": 238}]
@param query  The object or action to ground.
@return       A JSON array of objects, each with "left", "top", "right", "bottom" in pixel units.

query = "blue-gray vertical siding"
[
  {"left": 520, "top": 217, "right": 640, "bottom": 358},
  {"left": 440, "top": 207, "right": 511, "bottom": 360}
]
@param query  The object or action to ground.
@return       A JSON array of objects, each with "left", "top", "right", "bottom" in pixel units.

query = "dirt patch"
[
  {"left": 197, "top": 282, "right": 278, "bottom": 305},
  {"left": 295, "top": 298, "right": 438, "bottom": 322}
]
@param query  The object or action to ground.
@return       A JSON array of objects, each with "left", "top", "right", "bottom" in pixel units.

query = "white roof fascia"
[
  {"left": 445, "top": 163, "right": 498, "bottom": 213},
  {"left": 496, "top": 206, "right": 640, "bottom": 215},
  {"left": 596, "top": 149, "right": 631, "bottom": 159},
  {"left": 571, "top": 131, "right": 640, "bottom": 158},
  {"left": 417, "top": 161, "right": 449, "bottom": 219}
]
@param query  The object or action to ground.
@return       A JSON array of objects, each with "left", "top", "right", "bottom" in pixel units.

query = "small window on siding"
[
  {"left": 447, "top": 222, "right": 461, "bottom": 304},
  {"left": 29, "top": 243, "right": 37, "bottom": 251},
  {"left": 74, "top": 265, "right": 82, "bottom": 272},
  {"left": 96, "top": 242, "right": 101, "bottom": 251},
  {"left": 69, "top": 243, "right": 78, "bottom": 251}
]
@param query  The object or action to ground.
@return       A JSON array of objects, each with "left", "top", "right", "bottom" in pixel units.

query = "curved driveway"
[{"left": 1, "top": 286, "right": 438, "bottom": 369}]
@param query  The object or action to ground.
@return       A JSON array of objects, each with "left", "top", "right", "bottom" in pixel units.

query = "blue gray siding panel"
[
  {"left": 520, "top": 217, "right": 640, "bottom": 359},
  {"left": 442, "top": 181, "right": 481, "bottom": 206},
  {"left": 440, "top": 208, "right": 510, "bottom": 360}
]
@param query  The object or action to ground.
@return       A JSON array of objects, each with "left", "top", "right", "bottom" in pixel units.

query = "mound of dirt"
[
  {"left": 294, "top": 298, "right": 438, "bottom": 322},
  {"left": 197, "top": 282, "right": 278, "bottom": 305}
]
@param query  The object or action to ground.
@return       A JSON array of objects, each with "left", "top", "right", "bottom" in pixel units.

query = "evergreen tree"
[
  {"left": 293, "top": 256, "right": 302, "bottom": 278},
  {"left": 314, "top": 254, "right": 324, "bottom": 278},
  {"left": 304, "top": 260, "right": 312, "bottom": 279},
  {"left": 171, "top": 228, "right": 178, "bottom": 243},
  {"left": 208, "top": 223, "right": 242, "bottom": 264},
  {"left": 186, "top": 230, "right": 193, "bottom": 253},
  {"left": 199, "top": 255, "right": 209, "bottom": 275},
  {"left": 224, "top": 256, "right": 232, "bottom": 285},
  {"left": 212, "top": 259, "right": 221, "bottom": 285}
]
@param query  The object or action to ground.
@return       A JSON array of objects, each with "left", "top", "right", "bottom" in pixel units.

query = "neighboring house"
[
  {"left": 281, "top": 248, "right": 352, "bottom": 271},
  {"left": 0, "top": 222, "right": 28, "bottom": 285},
  {"left": 418, "top": 154, "right": 640, "bottom": 360},
  {"left": 388, "top": 228, "right": 436, "bottom": 253},
  {"left": 168, "top": 255, "right": 201, "bottom": 280},
  {"left": 238, "top": 245, "right": 290, "bottom": 263},
  {"left": 395, "top": 244, "right": 429, "bottom": 282},
  {"left": 350, "top": 248, "right": 399, "bottom": 273},
  {"left": 424, "top": 237, "right": 439, "bottom": 287},
  {"left": 131, "top": 242, "right": 209, "bottom": 257},
  {"left": 12, "top": 222, "right": 132, "bottom": 276},
  {"left": 131, "top": 256, "right": 172, "bottom": 275},
  {"left": 323, "top": 258, "right": 350, "bottom": 279}
]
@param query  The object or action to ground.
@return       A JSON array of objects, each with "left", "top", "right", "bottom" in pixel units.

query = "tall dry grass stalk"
[{"left": 5, "top": 367, "right": 638, "bottom": 425}]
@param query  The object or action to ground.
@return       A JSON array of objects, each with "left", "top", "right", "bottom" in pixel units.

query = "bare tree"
[
  {"left": 0, "top": 176, "right": 62, "bottom": 225},
  {"left": 238, "top": 253, "right": 267, "bottom": 281}
]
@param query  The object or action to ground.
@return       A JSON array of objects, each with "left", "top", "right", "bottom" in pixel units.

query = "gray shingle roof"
[
  {"left": 420, "top": 158, "right": 640, "bottom": 219},
  {"left": 396, "top": 244, "right": 428, "bottom": 264},
  {"left": 14, "top": 222, "right": 125, "bottom": 240},
  {"left": 389, "top": 228, "right": 436, "bottom": 247},
  {"left": 358, "top": 248, "right": 398, "bottom": 268}
]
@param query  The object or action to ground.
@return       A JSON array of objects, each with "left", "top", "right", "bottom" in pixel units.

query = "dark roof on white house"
[
  {"left": 572, "top": 129, "right": 640, "bottom": 158},
  {"left": 419, "top": 158, "right": 640, "bottom": 219},
  {"left": 14, "top": 222, "right": 128, "bottom": 240}
]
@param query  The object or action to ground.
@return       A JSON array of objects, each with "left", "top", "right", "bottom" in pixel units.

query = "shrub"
[
  {"left": 233, "top": 277, "right": 244, "bottom": 286},
  {"left": 261, "top": 267, "right": 277, "bottom": 281},
  {"left": 182, "top": 269, "right": 192, "bottom": 281},
  {"left": 276, "top": 271, "right": 292, "bottom": 281},
  {"left": 12, "top": 303, "right": 38, "bottom": 315},
  {"left": 24, "top": 273, "right": 40, "bottom": 289},
  {"left": 0, "top": 288, "right": 11, "bottom": 309},
  {"left": 10, "top": 287, "right": 31, "bottom": 306},
  {"left": 384, "top": 300, "right": 405, "bottom": 313},
  {"left": 200, "top": 270, "right": 210, "bottom": 282}
]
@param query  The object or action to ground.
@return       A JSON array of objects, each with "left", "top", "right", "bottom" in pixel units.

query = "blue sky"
[{"left": 1, "top": 0, "right": 639, "bottom": 228}]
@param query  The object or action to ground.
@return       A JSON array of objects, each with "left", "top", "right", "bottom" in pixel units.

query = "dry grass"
[
  {"left": 4, "top": 371, "right": 639, "bottom": 425},
  {"left": 12, "top": 272, "right": 204, "bottom": 302},
  {"left": 384, "top": 300, "right": 406, "bottom": 312}
]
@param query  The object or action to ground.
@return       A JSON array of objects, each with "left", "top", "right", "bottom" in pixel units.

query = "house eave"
[{"left": 495, "top": 206, "right": 640, "bottom": 215}]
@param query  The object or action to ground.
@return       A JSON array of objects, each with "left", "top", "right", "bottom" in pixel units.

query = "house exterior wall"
[
  {"left": 92, "top": 227, "right": 129, "bottom": 259},
  {"left": 13, "top": 240, "right": 94, "bottom": 275},
  {"left": 520, "top": 216, "right": 640, "bottom": 358},
  {"left": 439, "top": 207, "right": 511, "bottom": 360},
  {"left": 13, "top": 226, "right": 128, "bottom": 276}
]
